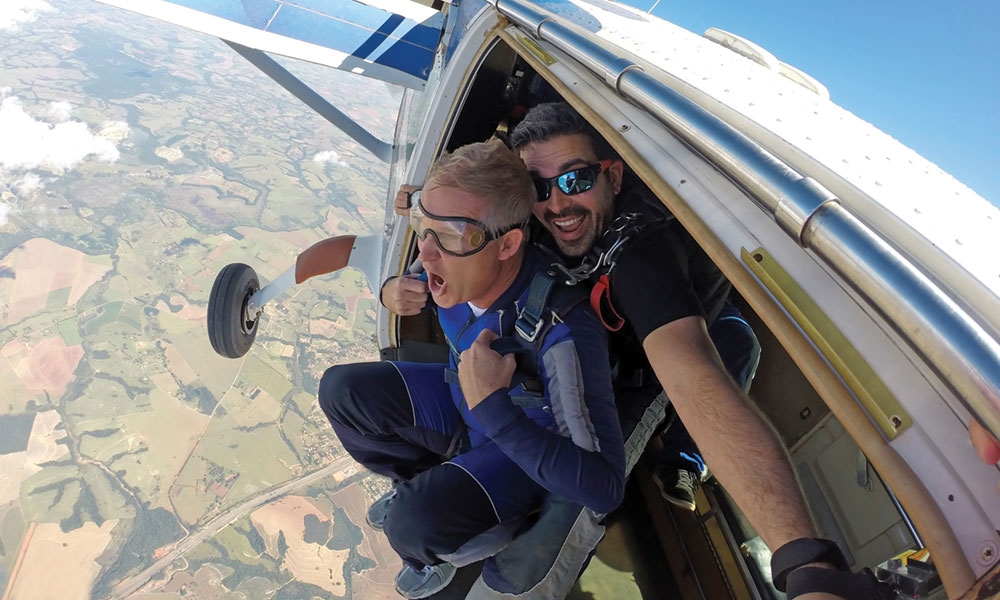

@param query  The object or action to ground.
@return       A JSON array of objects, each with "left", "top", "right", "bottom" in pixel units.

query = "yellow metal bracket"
[
  {"left": 743, "top": 247, "right": 912, "bottom": 439},
  {"left": 515, "top": 33, "right": 557, "bottom": 65}
]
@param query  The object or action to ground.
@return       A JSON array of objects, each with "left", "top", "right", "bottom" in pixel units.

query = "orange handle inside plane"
[{"left": 295, "top": 235, "right": 356, "bottom": 284}]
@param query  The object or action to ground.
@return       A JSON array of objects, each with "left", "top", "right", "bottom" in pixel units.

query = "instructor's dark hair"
[{"left": 510, "top": 102, "right": 617, "bottom": 160}]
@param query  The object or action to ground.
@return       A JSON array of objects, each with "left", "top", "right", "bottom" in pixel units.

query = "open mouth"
[
  {"left": 427, "top": 271, "right": 446, "bottom": 295},
  {"left": 550, "top": 212, "right": 587, "bottom": 238}
]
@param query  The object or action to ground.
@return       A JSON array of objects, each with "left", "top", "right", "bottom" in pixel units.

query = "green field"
[
  {"left": 243, "top": 355, "right": 295, "bottom": 404},
  {"left": 84, "top": 301, "right": 123, "bottom": 335},
  {"left": 78, "top": 425, "right": 129, "bottom": 462},
  {"left": 0, "top": 505, "right": 26, "bottom": 577},
  {"left": 46, "top": 286, "right": 72, "bottom": 312},
  {"left": 69, "top": 376, "right": 149, "bottom": 421},
  {"left": 20, "top": 475, "right": 80, "bottom": 524},
  {"left": 58, "top": 317, "right": 83, "bottom": 346},
  {"left": 213, "top": 522, "right": 273, "bottom": 568}
]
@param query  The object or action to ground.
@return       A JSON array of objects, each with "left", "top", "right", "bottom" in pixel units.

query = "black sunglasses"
[{"left": 532, "top": 160, "right": 613, "bottom": 202}]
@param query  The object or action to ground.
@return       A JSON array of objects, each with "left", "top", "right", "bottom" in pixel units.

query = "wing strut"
[{"left": 225, "top": 41, "right": 394, "bottom": 163}]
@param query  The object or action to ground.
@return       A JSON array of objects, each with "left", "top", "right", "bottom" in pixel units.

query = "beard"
[{"left": 543, "top": 206, "right": 599, "bottom": 258}]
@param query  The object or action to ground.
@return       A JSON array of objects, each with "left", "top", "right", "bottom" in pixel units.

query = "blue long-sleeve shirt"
[{"left": 437, "top": 247, "right": 626, "bottom": 514}]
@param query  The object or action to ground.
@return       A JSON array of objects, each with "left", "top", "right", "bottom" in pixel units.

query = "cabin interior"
[{"left": 382, "top": 37, "right": 932, "bottom": 600}]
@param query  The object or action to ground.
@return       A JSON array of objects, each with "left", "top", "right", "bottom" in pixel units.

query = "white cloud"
[
  {"left": 0, "top": 0, "right": 54, "bottom": 32},
  {"left": 15, "top": 173, "right": 42, "bottom": 195},
  {"left": 0, "top": 203, "right": 10, "bottom": 226},
  {"left": 313, "top": 150, "right": 347, "bottom": 167},
  {"left": 0, "top": 96, "right": 121, "bottom": 176},
  {"left": 45, "top": 101, "right": 72, "bottom": 123}
]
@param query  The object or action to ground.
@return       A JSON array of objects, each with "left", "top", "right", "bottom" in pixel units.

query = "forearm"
[
  {"left": 644, "top": 318, "right": 817, "bottom": 549},
  {"left": 678, "top": 374, "right": 816, "bottom": 547},
  {"left": 472, "top": 389, "right": 625, "bottom": 513}
]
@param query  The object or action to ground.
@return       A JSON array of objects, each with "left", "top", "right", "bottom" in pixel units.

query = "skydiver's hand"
[
  {"left": 394, "top": 184, "right": 420, "bottom": 216},
  {"left": 458, "top": 329, "right": 515, "bottom": 410},
  {"left": 970, "top": 417, "right": 1000, "bottom": 484},
  {"left": 380, "top": 274, "right": 428, "bottom": 316}
]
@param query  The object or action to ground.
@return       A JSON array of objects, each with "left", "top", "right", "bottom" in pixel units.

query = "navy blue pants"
[
  {"left": 659, "top": 302, "right": 762, "bottom": 465},
  {"left": 318, "top": 361, "right": 546, "bottom": 568}
]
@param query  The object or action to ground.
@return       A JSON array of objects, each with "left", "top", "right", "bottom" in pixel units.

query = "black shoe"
[{"left": 653, "top": 465, "right": 699, "bottom": 512}]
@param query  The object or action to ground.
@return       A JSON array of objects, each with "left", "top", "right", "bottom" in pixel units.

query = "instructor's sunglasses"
[
  {"left": 409, "top": 191, "right": 520, "bottom": 257},
  {"left": 532, "top": 160, "right": 614, "bottom": 202}
]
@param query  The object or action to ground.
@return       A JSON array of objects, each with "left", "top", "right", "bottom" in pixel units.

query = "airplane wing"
[{"left": 92, "top": 0, "right": 446, "bottom": 89}]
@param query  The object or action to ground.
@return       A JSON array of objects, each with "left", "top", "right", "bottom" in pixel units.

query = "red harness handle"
[{"left": 590, "top": 273, "right": 625, "bottom": 331}]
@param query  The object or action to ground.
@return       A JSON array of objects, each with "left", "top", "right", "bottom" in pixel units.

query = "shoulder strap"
[
  {"left": 486, "top": 269, "right": 587, "bottom": 393},
  {"left": 514, "top": 269, "right": 588, "bottom": 346}
]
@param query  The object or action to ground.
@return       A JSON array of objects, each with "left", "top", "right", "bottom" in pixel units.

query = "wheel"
[{"left": 207, "top": 263, "right": 260, "bottom": 358}]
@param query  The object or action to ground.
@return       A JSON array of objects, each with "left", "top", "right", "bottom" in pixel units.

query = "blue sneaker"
[
  {"left": 366, "top": 488, "right": 396, "bottom": 531},
  {"left": 394, "top": 562, "right": 457, "bottom": 599}
]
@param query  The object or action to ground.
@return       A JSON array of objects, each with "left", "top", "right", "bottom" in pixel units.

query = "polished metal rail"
[{"left": 490, "top": 0, "right": 1000, "bottom": 442}]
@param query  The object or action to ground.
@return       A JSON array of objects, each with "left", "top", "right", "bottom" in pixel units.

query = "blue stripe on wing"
[
  {"left": 268, "top": 5, "right": 437, "bottom": 76},
  {"left": 164, "top": 0, "right": 442, "bottom": 81}
]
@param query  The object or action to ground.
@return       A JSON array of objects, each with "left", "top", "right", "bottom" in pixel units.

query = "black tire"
[{"left": 207, "top": 263, "right": 260, "bottom": 358}]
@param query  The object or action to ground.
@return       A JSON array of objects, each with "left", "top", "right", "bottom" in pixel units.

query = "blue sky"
[{"left": 623, "top": 0, "right": 999, "bottom": 206}]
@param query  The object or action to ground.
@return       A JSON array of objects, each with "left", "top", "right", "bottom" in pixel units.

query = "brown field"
[
  {"left": 328, "top": 484, "right": 400, "bottom": 599},
  {"left": 250, "top": 495, "right": 350, "bottom": 596},
  {"left": 205, "top": 233, "right": 238, "bottom": 263},
  {"left": 0, "top": 356, "right": 34, "bottom": 413},
  {"left": 7, "top": 520, "right": 117, "bottom": 600},
  {"left": 0, "top": 453, "right": 28, "bottom": 508},
  {"left": 160, "top": 563, "right": 229, "bottom": 599},
  {"left": 151, "top": 371, "right": 181, "bottom": 395},
  {"left": 310, "top": 316, "right": 350, "bottom": 338},
  {"left": 0, "top": 238, "right": 111, "bottom": 326},
  {"left": 7, "top": 336, "right": 84, "bottom": 397},
  {"left": 154, "top": 294, "right": 206, "bottom": 323},
  {"left": 0, "top": 340, "right": 25, "bottom": 358},
  {"left": 164, "top": 344, "right": 199, "bottom": 386},
  {"left": 25, "top": 410, "right": 70, "bottom": 465},
  {"left": 226, "top": 387, "right": 281, "bottom": 429}
]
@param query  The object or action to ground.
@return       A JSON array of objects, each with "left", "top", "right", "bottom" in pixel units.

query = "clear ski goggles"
[
  {"left": 409, "top": 190, "right": 520, "bottom": 257},
  {"left": 532, "top": 160, "right": 614, "bottom": 202}
]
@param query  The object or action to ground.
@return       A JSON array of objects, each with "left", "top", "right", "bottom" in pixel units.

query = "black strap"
[
  {"left": 514, "top": 270, "right": 557, "bottom": 342},
  {"left": 786, "top": 567, "right": 894, "bottom": 600},
  {"left": 771, "top": 538, "right": 849, "bottom": 592}
]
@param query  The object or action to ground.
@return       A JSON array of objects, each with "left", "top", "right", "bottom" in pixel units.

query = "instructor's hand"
[
  {"left": 459, "top": 330, "right": 515, "bottom": 409},
  {"left": 380, "top": 274, "right": 428, "bottom": 316}
]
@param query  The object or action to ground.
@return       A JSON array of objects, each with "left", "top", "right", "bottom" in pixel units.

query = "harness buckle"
[{"left": 514, "top": 313, "right": 546, "bottom": 343}]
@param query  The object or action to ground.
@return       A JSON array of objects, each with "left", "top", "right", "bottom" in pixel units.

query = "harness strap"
[
  {"left": 445, "top": 338, "right": 542, "bottom": 392},
  {"left": 515, "top": 270, "right": 558, "bottom": 342}
]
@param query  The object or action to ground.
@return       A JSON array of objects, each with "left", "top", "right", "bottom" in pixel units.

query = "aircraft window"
[
  {"left": 404, "top": 54, "right": 445, "bottom": 162},
  {"left": 1, "top": 3, "right": 407, "bottom": 598}
]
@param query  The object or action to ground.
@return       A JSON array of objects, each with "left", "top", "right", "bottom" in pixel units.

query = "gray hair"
[
  {"left": 510, "top": 102, "right": 617, "bottom": 160},
  {"left": 426, "top": 138, "right": 535, "bottom": 234}
]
